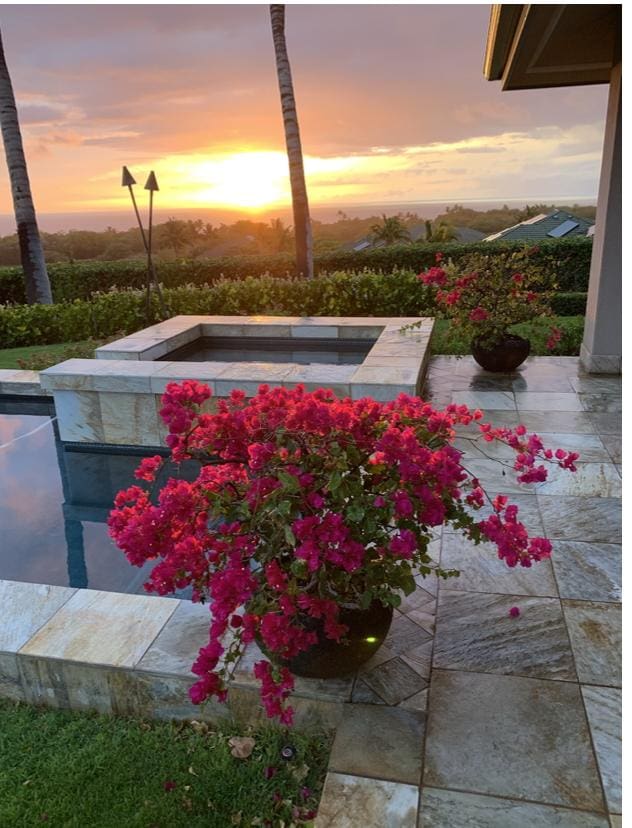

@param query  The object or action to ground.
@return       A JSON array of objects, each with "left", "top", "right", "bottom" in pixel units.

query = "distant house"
[{"left": 483, "top": 210, "right": 594, "bottom": 242}]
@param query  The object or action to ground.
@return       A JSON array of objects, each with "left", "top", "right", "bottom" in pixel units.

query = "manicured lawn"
[
  {"left": 0, "top": 700, "right": 331, "bottom": 827},
  {"left": 0, "top": 340, "right": 101, "bottom": 370}
]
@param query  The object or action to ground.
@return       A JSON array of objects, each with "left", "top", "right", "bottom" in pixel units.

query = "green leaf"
[
  {"left": 346, "top": 503, "right": 365, "bottom": 523},
  {"left": 283, "top": 525, "right": 296, "bottom": 547}
]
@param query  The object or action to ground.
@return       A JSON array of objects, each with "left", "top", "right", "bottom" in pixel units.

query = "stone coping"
[
  {"left": 93, "top": 315, "right": 430, "bottom": 360},
  {"left": 43, "top": 315, "right": 434, "bottom": 401},
  {"left": 0, "top": 369, "right": 42, "bottom": 396},
  {"left": 0, "top": 578, "right": 422, "bottom": 728}
]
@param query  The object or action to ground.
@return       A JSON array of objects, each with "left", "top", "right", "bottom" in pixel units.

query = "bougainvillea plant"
[
  {"left": 108, "top": 381, "right": 578, "bottom": 724},
  {"left": 417, "top": 247, "right": 562, "bottom": 349}
]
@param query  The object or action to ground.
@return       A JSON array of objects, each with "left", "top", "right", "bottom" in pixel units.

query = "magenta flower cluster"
[{"left": 108, "top": 381, "right": 577, "bottom": 723}]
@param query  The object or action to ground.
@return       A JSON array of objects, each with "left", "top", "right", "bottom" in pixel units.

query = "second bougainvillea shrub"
[
  {"left": 418, "top": 247, "right": 562, "bottom": 349},
  {"left": 108, "top": 381, "right": 578, "bottom": 723}
]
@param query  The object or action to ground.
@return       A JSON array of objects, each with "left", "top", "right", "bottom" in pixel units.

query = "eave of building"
[{"left": 483, "top": 4, "right": 620, "bottom": 90}]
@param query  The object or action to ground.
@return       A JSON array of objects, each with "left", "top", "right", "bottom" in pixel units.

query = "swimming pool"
[{"left": 0, "top": 397, "right": 196, "bottom": 595}]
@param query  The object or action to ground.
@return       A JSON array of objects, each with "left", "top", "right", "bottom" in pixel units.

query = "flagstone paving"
[{"left": 317, "top": 357, "right": 621, "bottom": 827}]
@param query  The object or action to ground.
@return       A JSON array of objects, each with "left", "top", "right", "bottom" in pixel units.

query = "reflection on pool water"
[{"left": 0, "top": 399, "right": 197, "bottom": 595}]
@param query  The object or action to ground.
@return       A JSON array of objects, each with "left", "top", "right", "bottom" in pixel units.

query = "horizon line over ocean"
[{"left": 0, "top": 195, "right": 597, "bottom": 235}]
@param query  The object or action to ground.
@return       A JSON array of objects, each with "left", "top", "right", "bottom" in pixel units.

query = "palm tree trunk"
[
  {"left": 0, "top": 29, "right": 52, "bottom": 304},
  {"left": 269, "top": 5, "right": 313, "bottom": 279}
]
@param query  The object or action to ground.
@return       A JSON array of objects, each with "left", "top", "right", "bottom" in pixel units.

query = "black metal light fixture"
[{"left": 122, "top": 166, "right": 167, "bottom": 320}]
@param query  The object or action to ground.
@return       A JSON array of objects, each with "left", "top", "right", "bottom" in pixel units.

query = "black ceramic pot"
[
  {"left": 471, "top": 335, "right": 530, "bottom": 372},
  {"left": 266, "top": 600, "right": 394, "bottom": 679}
]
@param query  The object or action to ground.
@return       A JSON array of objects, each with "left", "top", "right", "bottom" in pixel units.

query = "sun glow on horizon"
[
  {"left": 149, "top": 150, "right": 373, "bottom": 211},
  {"left": 73, "top": 122, "right": 604, "bottom": 214}
]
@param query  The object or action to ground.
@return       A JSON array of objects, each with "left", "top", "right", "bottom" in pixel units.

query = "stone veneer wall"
[{"left": 40, "top": 315, "right": 434, "bottom": 447}]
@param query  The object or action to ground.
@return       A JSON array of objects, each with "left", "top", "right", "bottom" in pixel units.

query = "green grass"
[
  {"left": 430, "top": 315, "right": 584, "bottom": 356},
  {"left": 0, "top": 340, "right": 102, "bottom": 370},
  {"left": 0, "top": 699, "right": 331, "bottom": 827}
]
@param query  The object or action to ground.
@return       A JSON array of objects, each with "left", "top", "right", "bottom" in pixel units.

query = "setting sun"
[{"left": 170, "top": 151, "right": 290, "bottom": 210}]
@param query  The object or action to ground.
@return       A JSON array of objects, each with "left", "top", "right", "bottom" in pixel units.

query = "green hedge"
[
  {"left": 0, "top": 269, "right": 585, "bottom": 350},
  {"left": 550, "top": 291, "right": 587, "bottom": 316},
  {"left": 0, "top": 236, "right": 592, "bottom": 304}
]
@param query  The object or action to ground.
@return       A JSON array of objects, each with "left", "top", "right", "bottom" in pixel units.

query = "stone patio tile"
[
  {"left": 362, "top": 656, "right": 427, "bottom": 705},
  {"left": 401, "top": 639, "right": 433, "bottom": 679},
  {"left": 537, "top": 496, "right": 621, "bottom": 542},
  {"left": 0, "top": 580, "right": 76, "bottom": 652},
  {"left": 450, "top": 391, "right": 517, "bottom": 411},
  {"left": 433, "top": 590, "right": 576, "bottom": 680},
  {"left": 511, "top": 374, "right": 575, "bottom": 392},
  {"left": 578, "top": 394, "right": 622, "bottom": 414},
  {"left": 404, "top": 605, "right": 437, "bottom": 636},
  {"left": 440, "top": 533, "right": 558, "bottom": 597},
  {"left": 454, "top": 410, "right": 520, "bottom": 435},
  {"left": 517, "top": 410, "right": 597, "bottom": 433},
  {"left": 399, "top": 687, "right": 428, "bottom": 712},
  {"left": 449, "top": 374, "right": 517, "bottom": 392},
  {"left": 452, "top": 458, "right": 526, "bottom": 494},
  {"left": 382, "top": 612, "right": 432, "bottom": 655},
  {"left": 551, "top": 541, "right": 621, "bottom": 602},
  {"left": 399, "top": 584, "right": 437, "bottom": 614},
  {"left": 515, "top": 392, "right": 585, "bottom": 412},
  {"left": 588, "top": 413, "right": 621, "bottom": 435},
  {"left": 453, "top": 435, "right": 518, "bottom": 461},
  {"left": 453, "top": 491, "right": 544, "bottom": 536},
  {"left": 315, "top": 773, "right": 418, "bottom": 828},
  {"left": 351, "top": 678, "right": 385, "bottom": 704},
  {"left": 536, "top": 433, "right": 612, "bottom": 462},
  {"left": 582, "top": 686, "right": 621, "bottom": 814},
  {"left": 600, "top": 435, "right": 621, "bottom": 464},
  {"left": 424, "top": 670, "right": 605, "bottom": 812},
  {"left": 418, "top": 787, "right": 610, "bottom": 827},
  {"left": 563, "top": 601, "right": 621, "bottom": 687},
  {"left": 328, "top": 704, "right": 424, "bottom": 784},
  {"left": 610, "top": 816, "right": 622, "bottom": 827},
  {"left": 136, "top": 599, "right": 213, "bottom": 676},
  {"left": 535, "top": 462, "right": 621, "bottom": 499},
  {"left": 570, "top": 376, "right": 621, "bottom": 394},
  {"left": 20, "top": 590, "right": 179, "bottom": 668}
]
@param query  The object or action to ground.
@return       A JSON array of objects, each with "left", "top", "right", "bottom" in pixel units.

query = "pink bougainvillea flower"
[
  {"left": 509, "top": 606, "right": 521, "bottom": 618},
  {"left": 469, "top": 306, "right": 489, "bottom": 322},
  {"left": 107, "top": 382, "right": 577, "bottom": 724},
  {"left": 163, "top": 780, "right": 177, "bottom": 792}
]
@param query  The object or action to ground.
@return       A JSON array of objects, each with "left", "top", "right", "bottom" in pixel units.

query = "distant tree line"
[{"left": 0, "top": 202, "right": 597, "bottom": 267}]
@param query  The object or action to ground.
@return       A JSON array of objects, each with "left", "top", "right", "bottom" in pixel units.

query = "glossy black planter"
[
  {"left": 471, "top": 335, "right": 530, "bottom": 372},
  {"left": 266, "top": 601, "right": 394, "bottom": 679}
]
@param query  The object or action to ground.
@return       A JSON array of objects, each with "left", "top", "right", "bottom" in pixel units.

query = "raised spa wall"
[{"left": 40, "top": 315, "right": 434, "bottom": 447}]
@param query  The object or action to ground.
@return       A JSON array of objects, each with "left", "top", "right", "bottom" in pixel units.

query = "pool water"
[
  {"left": 0, "top": 399, "right": 197, "bottom": 595},
  {"left": 161, "top": 336, "right": 373, "bottom": 365}
]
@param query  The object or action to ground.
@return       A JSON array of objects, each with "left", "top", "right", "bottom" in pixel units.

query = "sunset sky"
[{"left": 0, "top": 4, "right": 609, "bottom": 228}]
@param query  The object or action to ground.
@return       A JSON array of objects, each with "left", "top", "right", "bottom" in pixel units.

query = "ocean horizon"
[{"left": 0, "top": 195, "right": 597, "bottom": 235}]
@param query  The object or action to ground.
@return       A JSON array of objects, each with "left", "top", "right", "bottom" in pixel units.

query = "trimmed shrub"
[
  {"left": 0, "top": 270, "right": 584, "bottom": 351},
  {"left": 0, "top": 236, "right": 592, "bottom": 305}
]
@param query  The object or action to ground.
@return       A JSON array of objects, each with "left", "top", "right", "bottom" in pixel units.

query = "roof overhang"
[{"left": 484, "top": 4, "right": 621, "bottom": 90}]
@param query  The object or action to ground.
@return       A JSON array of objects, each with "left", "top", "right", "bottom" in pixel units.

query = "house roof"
[
  {"left": 484, "top": 211, "right": 594, "bottom": 242},
  {"left": 484, "top": 5, "right": 620, "bottom": 90}
]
